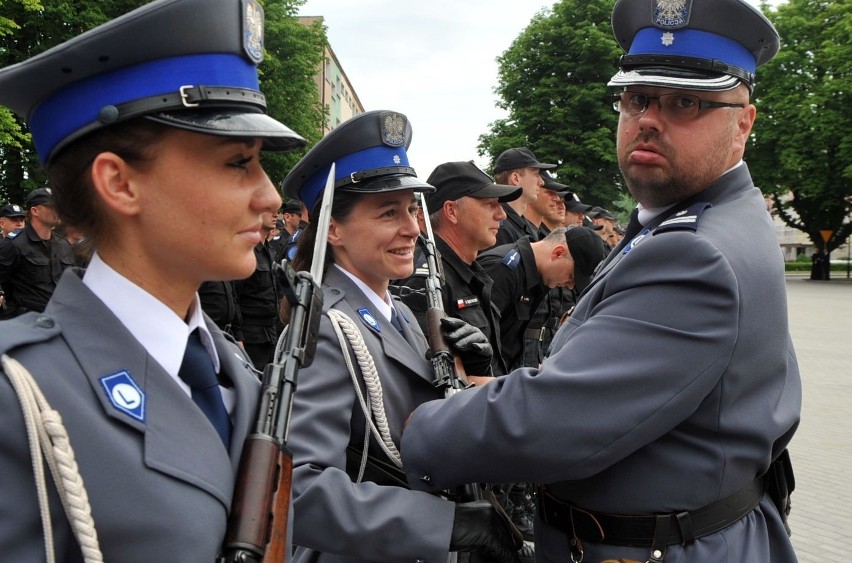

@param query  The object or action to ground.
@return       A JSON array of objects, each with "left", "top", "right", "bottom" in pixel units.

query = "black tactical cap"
[
  {"left": 540, "top": 171, "right": 570, "bottom": 195},
  {"left": 565, "top": 226, "right": 608, "bottom": 292},
  {"left": 0, "top": 203, "right": 26, "bottom": 218},
  {"left": 282, "top": 110, "right": 434, "bottom": 214},
  {"left": 564, "top": 193, "right": 593, "bottom": 214},
  {"left": 609, "top": 0, "right": 780, "bottom": 92},
  {"left": 26, "top": 188, "right": 54, "bottom": 208},
  {"left": 493, "top": 148, "right": 556, "bottom": 174},
  {"left": 281, "top": 200, "right": 303, "bottom": 214},
  {"left": 0, "top": 0, "right": 306, "bottom": 164},
  {"left": 426, "top": 161, "right": 522, "bottom": 211}
]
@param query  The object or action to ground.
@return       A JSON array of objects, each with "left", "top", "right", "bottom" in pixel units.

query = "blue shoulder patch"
[
  {"left": 100, "top": 370, "right": 146, "bottom": 422},
  {"left": 6, "top": 229, "right": 21, "bottom": 239},
  {"left": 654, "top": 202, "right": 712, "bottom": 235},
  {"left": 357, "top": 307, "right": 381, "bottom": 334},
  {"left": 501, "top": 248, "right": 521, "bottom": 270}
]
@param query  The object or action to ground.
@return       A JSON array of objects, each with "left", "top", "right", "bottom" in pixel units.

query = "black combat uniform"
[
  {"left": 393, "top": 235, "right": 508, "bottom": 375},
  {"left": 477, "top": 237, "right": 546, "bottom": 372},
  {"left": 0, "top": 222, "right": 74, "bottom": 318},
  {"left": 492, "top": 203, "right": 539, "bottom": 249},
  {"left": 198, "top": 280, "right": 244, "bottom": 340},
  {"left": 233, "top": 240, "right": 280, "bottom": 370}
]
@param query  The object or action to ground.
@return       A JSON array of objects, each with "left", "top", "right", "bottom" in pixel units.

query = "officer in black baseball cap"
[
  {"left": 0, "top": 203, "right": 26, "bottom": 218},
  {"left": 281, "top": 199, "right": 303, "bottom": 215},
  {"left": 493, "top": 147, "right": 556, "bottom": 175},
  {"left": 25, "top": 187, "right": 54, "bottom": 208},
  {"left": 426, "top": 161, "right": 521, "bottom": 211},
  {"left": 539, "top": 171, "right": 570, "bottom": 197}
]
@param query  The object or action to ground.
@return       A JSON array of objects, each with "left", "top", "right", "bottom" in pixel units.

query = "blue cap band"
[
  {"left": 300, "top": 145, "right": 411, "bottom": 210},
  {"left": 629, "top": 28, "right": 756, "bottom": 75},
  {"left": 30, "top": 53, "right": 260, "bottom": 162}
]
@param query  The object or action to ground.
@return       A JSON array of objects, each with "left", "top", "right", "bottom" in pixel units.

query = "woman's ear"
[
  {"left": 327, "top": 218, "right": 344, "bottom": 248},
  {"left": 90, "top": 151, "right": 142, "bottom": 217}
]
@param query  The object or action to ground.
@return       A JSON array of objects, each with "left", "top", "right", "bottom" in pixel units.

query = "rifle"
[
  {"left": 416, "top": 193, "right": 472, "bottom": 398},
  {"left": 218, "top": 164, "right": 337, "bottom": 563},
  {"left": 416, "top": 195, "right": 481, "bottom": 511}
]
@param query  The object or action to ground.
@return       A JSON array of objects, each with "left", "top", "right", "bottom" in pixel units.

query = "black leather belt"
[{"left": 539, "top": 477, "right": 764, "bottom": 552}]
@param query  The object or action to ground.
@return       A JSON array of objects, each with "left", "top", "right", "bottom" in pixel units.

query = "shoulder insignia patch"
[
  {"left": 100, "top": 370, "right": 145, "bottom": 422},
  {"left": 654, "top": 202, "right": 712, "bottom": 235},
  {"left": 357, "top": 307, "right": 381, "bottom": 334},
  {"left": 501, "top": 249, "right": 521, "bottom": 270}
]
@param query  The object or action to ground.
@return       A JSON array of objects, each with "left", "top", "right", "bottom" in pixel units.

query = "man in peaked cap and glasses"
[
  {"left": 0, "top": 0, "right": 306, "bottom": 561},
  {"left": 393, "top": 160, "right": 521, "bottom": 377},
  {"left": 490, "top": 147, "right": 556, "bottom": 246},
  {"left": 400, "top": 1, "right": 800, "bottom": 562}
]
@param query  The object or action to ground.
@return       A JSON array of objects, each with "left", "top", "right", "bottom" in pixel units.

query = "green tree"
[
  {"left": 0, "top": 0, "right": 149, "bottom": 205},
  {"left": 748, "top": 0, "right": 852, "bottom": 255},
  {"left": 259, "top": 0, "right": 326, "bottom": 187},
  {"left": 477, "top": 0, "right": 623, "bottom": 208}
]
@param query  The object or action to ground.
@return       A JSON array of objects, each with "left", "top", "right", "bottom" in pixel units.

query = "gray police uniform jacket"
[
  {"left": 0, "top": 269, "right": 260, "bottom": 563},
  {"left": 290, "top": 266, "right": 455, "bottom": 563},
  {"left": 401, "top": 163, "right": 801, "bottom": 562}
]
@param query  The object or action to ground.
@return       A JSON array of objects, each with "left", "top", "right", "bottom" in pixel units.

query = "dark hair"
[
  {"left": 278, "top": 189, "right": 360, "bottom": 324},
  {"left": 45, "top": 118, "right": 171, "bottom": 247}
]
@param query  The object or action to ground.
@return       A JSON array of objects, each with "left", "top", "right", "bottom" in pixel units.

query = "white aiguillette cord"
[{"left": 2, "top": 354, "right": 103, "bottom": 563}]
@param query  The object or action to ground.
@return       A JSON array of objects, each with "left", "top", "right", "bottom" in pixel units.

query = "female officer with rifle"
[
  {"left": 280, "top": 110, "right": 520, "bottom": 563},
  {"left": 0, "top": 0, "right": 305, "bottom": 561}
]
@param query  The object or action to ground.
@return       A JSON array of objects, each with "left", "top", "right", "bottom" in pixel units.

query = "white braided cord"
[
  {"left": 327, "top": 309, "right": 402, "bottom": 467},
  {"left": 2, "top": 354, "right": 103, "bottom": 563}
]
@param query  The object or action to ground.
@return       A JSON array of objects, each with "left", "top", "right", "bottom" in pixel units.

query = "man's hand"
[
  {"left": 450, "top": 500, "right": 522, "bottom": 563},
  {"left": 440, "top": 316, "right": 493, "bottom": 376}
]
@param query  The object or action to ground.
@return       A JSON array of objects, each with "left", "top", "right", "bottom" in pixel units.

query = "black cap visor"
[{"left": 145, "top": 109, "right": 307, "bottom": 152}]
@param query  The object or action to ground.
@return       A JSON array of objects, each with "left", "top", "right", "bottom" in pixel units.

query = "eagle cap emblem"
[
  {"left": 381, "top": 112, "right": 407, "bottom": 147},
  {"left": 242, "top": 0, "right": 265, "bottom": 64},
  {"left": 653, "top": 0, "right": 692, "bottom": 29}
]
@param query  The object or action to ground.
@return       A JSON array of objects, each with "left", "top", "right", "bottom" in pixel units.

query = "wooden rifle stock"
[
  {"left": 218, "top": 268, "right": 320, "bottom": 563},
  {"left": 218, "top": 165, "right": 336, "bottom": 563}
]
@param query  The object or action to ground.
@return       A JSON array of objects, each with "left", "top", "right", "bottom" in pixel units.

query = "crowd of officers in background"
[{"left": 0, "top": 147, "right": 621, "bottom": 542}]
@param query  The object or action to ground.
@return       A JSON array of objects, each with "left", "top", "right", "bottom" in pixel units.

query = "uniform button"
[
  {"left": 35, "top": 316, "right": 55, "bottom": 328},
  {"left": 415, "top": 559, "right": 425, "bottom": 563},
  {"left": 420, "top": 475, "right": 433, "bottom": 485}
]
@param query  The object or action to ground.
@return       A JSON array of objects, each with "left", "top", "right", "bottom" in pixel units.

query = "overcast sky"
[{"left": 297, "top": 0, "right": 779, "bottom": 179}]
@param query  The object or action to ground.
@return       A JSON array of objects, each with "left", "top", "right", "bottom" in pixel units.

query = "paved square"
[{"left": 785, "top": 277, "right": 852, "bottom": 561}]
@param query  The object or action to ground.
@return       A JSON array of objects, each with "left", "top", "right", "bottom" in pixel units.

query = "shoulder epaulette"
[
  {"left": 654, "top": 202, "right": 712, "bottom": 235},
  {"left": 501, "top": 248, "right": 521, "bottom": 270}
]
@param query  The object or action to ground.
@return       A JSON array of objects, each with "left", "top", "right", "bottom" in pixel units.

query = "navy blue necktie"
[
  {"left": 390, "top": 307, "right": 404, "bottom": 333},
  {"left": 178, "top": 329, "right": 231, "bottom": 448}
]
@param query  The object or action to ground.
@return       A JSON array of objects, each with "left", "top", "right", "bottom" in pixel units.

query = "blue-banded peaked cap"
[
  {"left": 609, "top": 0, "right": 780, "bottom": 92},
  {"left": 281, "top": 110, "right": 434, "bottom": 214},
  {"left": 0, "top": 0, "right": 306, "bottom": 164}
]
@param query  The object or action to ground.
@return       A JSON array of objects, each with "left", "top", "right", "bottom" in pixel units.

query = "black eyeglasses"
[{"left": 611, "top": 91, "right": 744, "bottom": 120}]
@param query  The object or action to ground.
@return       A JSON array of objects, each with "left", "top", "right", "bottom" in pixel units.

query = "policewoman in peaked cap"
[
  {"left": 0, "top": 0, "right": 305, "bottom": 561},
  {"left": 401, "top": 1, "right": 800, "bottom": 562},
  {"left": 280, "top": 110, "right": 521, "bottom": 563}
]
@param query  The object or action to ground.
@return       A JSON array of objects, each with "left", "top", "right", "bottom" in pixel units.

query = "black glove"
[
  {"left": 440, "top": 316, "right": 493, "bottom": 376},
  {"left": 450, "top": 500, "right": 522, "bottom": 563}
]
